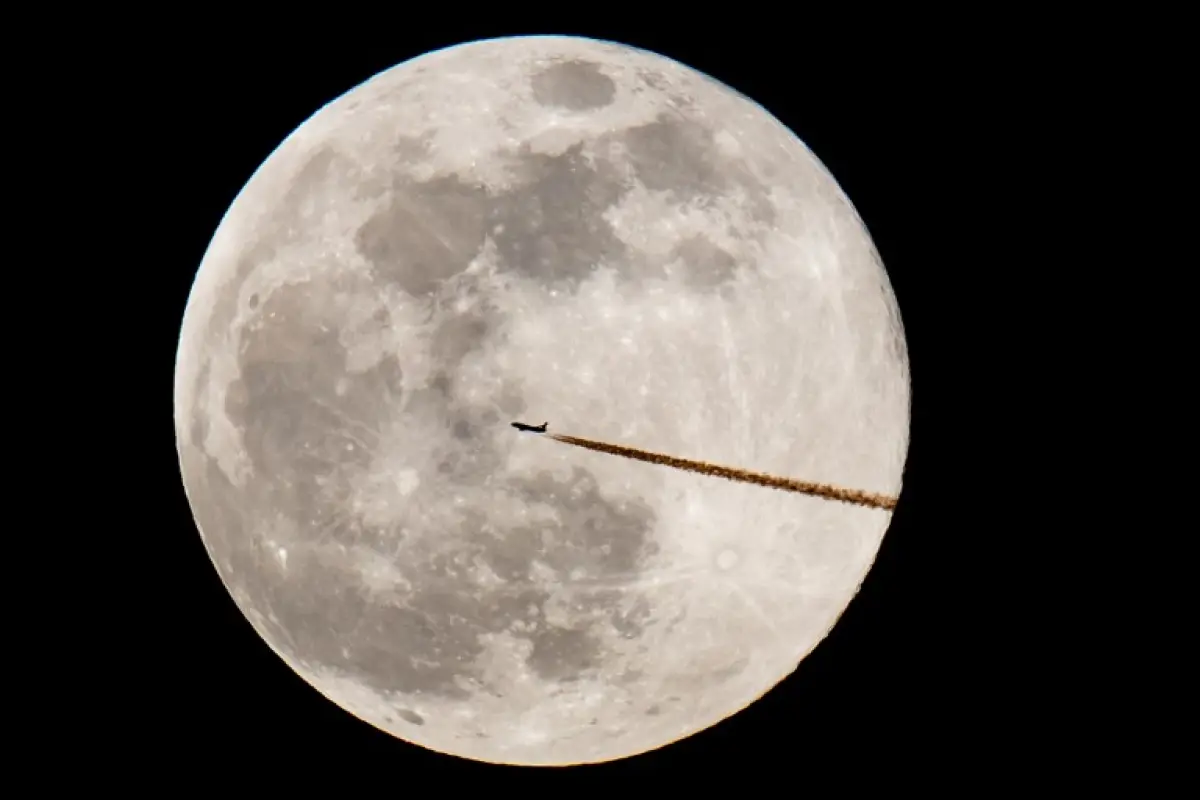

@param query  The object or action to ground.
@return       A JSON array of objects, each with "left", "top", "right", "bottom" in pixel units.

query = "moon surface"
[{"left": 174, "top": 36, "right": 910, "bottom": 765}]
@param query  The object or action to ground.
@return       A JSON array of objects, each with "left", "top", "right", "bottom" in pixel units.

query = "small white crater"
[
  {"left": 716, "top": 550, "right": 739, "bottom": 571},
  {"left": 396, "top": 469, "right": 420, "bottom": 497},
  {"left": 514, "top": 726, "right": 549, "bottom": 746},
  {"left": 714, "top": 129, "right": 742, "bottom": 157},
  {"left": 276, "top": 546, "right": 288, "bottom": 568}
]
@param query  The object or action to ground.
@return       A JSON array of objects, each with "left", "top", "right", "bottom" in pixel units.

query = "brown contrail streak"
[{"left": 547, "top": 433, "right": 897, "bottom": 511}]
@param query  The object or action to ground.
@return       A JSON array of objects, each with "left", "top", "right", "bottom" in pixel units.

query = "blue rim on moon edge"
[{"left": 173, "top": 35, "right": 910, "bottom": 766}]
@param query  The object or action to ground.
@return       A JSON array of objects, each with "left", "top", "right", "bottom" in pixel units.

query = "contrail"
[{"left": 547, "top": 432, "right": 898, "bottom": 511}]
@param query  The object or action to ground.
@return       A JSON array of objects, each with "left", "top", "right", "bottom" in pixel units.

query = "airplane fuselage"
[{"left": 511, "top": 421, "right": 548, "bottom": 433}]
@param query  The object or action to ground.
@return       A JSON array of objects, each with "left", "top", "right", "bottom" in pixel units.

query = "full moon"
[{"left": 174, "top": 36, "right": 909, "bottom": 765}]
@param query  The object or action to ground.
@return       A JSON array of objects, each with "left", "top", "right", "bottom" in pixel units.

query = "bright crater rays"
[{"left": 174, "top": 35, "right": 909, "bottom": 766}]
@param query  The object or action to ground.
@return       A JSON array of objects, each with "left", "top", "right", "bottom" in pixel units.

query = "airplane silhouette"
[{"left": 511, "top": 421, "right": 548, "bottom": 433}]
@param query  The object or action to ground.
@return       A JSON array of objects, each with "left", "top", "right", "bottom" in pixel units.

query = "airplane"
[{"left": 511, "top": 421, "right": 548, "bottom": 433}]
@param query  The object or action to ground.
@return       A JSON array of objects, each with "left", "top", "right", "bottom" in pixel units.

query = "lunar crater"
[{"left": 531, "top": 60, "right": 617, "bottom": 111}]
